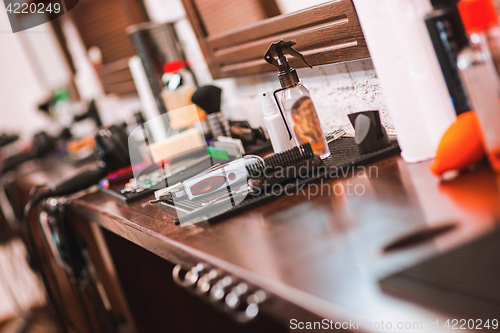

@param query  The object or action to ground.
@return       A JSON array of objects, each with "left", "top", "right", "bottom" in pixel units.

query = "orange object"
[
  {"left": 66, "top": 136, "right": 95, "bottom": 153},
  {"left": 458, "top": 0, "right": 499, "bottom": 33},
  {"left": 431, "top": 111, "right": 485, "bottom": 176},
  {"left": 196, "top": 105, "right": 207, "bottom": 121}
]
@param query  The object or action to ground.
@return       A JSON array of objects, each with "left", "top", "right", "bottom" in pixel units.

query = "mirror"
[{"left": 180, "top": 0, "right": 369, "bottom": 79}]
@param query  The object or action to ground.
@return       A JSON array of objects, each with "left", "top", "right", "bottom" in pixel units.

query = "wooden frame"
[{"left": 181, "top": 0, "right": 370, "bottom": 79}]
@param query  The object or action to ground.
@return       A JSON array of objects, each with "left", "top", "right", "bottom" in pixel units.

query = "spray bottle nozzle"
[
  {"left": 264, "top": 40, "right": 311, "bottom": 89},
  {"left": 264, "top": 40, "right": 311, "bottom": 72}
]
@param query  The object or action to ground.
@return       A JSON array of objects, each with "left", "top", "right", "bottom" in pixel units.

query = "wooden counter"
[{"left": 11, "top": 153, "right": 500, "bottom": 332}]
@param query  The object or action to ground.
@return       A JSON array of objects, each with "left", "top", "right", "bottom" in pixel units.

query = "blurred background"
[{"left": 2, "top": 0, "right": 500, "bottom": 330}]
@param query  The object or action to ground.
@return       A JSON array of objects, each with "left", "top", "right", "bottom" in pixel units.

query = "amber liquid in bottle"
[{"left": 280, "top": 83, "right": 330, "bottom": 159}]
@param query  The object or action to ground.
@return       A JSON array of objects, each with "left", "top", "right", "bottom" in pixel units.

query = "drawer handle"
[
  {"left": 231, "top": 290, "right": 267, "bottom": 323},
  {"left": 172, "top": 263, "right": 205, "bottom": 288},
  {"left": 225, "top": 282, "right": 249, "bottom": 309},
  {"left": 209, "top": 275, "right": 235, "bottom": 303},
  {"left": 174, "top": 264, "right": 267, "bottom": 324},
  {"left": 195, "top": 268, "right": 221, "bottom": 295}
]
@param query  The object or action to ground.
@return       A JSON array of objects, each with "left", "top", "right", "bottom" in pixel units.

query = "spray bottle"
[{"left": 264, "top": 40, "right": 330, "bottom": 159}]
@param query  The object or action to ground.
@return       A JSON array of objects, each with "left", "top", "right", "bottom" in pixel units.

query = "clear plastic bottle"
[
  {"left": 279, "top": 83, "right": 330, "bottom": 159},
  {"left": 264, "top": 40, "right": 330, "bottom": 159},
  {"left": 457, "top": 0, "right": 500, "bottom": 171}
]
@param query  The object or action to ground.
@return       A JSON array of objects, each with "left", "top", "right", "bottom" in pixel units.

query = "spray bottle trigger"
[
  {"left": 264, "top": 40, "right": 312, "bottom": 69},
  {"left": 283, "top": 44, "right": 312, "bottom": 68}
]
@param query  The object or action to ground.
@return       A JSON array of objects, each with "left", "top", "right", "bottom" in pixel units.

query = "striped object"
[{"left": 246, "top": 143, "right": 317, "bottom": 186}]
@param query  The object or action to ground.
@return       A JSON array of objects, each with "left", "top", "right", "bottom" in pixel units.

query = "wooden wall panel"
[
  {"left": 182, "top": 0, "right": 370, "bottom": 79},
  {"left": 69, "top": 0, "right": 149, "bottom": 97},
  {"left": 71, "top": 0, "right": 135, "bottom": 64},
  {"left": 193, "top": 0, "right": 278, "bottom": 36}
]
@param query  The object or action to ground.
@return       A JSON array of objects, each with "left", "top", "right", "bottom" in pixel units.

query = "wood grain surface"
[
  {"left": 182, "top": 0, "right": 370, "bottom": 79},
  {"left": 12, "top": 153, "right": 500, "bottom": 331}
]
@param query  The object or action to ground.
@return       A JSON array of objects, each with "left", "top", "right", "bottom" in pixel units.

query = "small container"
[
  {"left": 457, "top": 0, "right": 500, "bottom": 171},
  {"left": 261, "top": 91, "right": 293, "bottom": 153}
]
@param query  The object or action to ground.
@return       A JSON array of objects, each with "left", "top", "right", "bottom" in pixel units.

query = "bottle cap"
[
  {"left": 458, "top": 0, "right": 499, "bottom": 33},
  {"left": 260, "top": 91, "right": 279, "bottom": 117},
  {"left": 164, "top": 60, "right": 189, "bottom": 73}
]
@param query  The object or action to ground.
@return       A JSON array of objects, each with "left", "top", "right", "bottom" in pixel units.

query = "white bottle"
[
  {"left": 260, "top": 91, "right": 293, "bottom": 153},
  {"left": 353, "top": 0, "right": 457, "bottom": 162}
]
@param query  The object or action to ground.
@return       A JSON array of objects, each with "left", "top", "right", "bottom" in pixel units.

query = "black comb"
[{"left": 246, "top": 143, "right": 316, "bottom": 186}]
